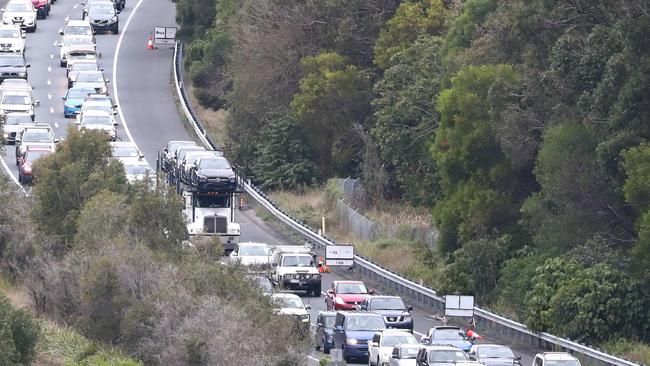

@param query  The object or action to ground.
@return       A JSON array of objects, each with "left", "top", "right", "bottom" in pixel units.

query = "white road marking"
[
  {"left": 72, "top": 4, "right": 78, "bottom": 9},
  {"left": 307, "top": 356, "right": 320, "bottom": 362},
  {"left": 47, "top": 93, "right": 52, "bottom": 99},
  {"left": 64, "top": 16, "right": 69, "bottom": 22},
  {"left": 47, "top": 66, "right": 51, "bottom": 72},
  {"left": 47, "top": 79, "right": 51, "bottom": 85},
  {"left": 49, "top": 107, "right": 54, "bottom": 114},
  {"left": 52, "top": 40, "right": 57, "bottom": 46},
  {"left": 112, "top": 0, "right": 146, "bottom": 150},
  {"left": 49, "top": 54, "right": 54, "bottom": 59},
  {"left": 54, "top": 122, "right": 59, "bottom": 128},
  {"left": 0, "top": 156, "right": 27, "bottom": 195}
]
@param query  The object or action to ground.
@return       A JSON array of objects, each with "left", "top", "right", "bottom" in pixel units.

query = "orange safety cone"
[{"left": 147, "top": 36, "right": 154, "bottom": 50}]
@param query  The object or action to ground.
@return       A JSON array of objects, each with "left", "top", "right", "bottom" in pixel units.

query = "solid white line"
[
  {"left": 112, "top": 0, "right": 146, "bottom": 152},
  {"left": 0, "top": 156, "right": 27, "bottom": 195},
  {"left": 307, "top": 356, "right": 320, "bottom": 362}
]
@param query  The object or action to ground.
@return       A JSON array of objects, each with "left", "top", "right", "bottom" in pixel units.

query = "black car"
[
  {"left": 314, "top": 311, "right": 336, "bottom": 354},
  {"left": 189, "top": 156, "right": 237, "bottom": 192},
  {"left": 0, "top": 53, "right": 29, "bottom": 81},
  {"left": 359, "top": 295, "right": 414, "bottom": 331},
  {"left": 84, "top": 3, "right": 119, "bottom": 34}
]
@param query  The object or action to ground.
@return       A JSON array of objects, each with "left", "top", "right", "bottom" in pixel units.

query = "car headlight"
[
  {"left": 335, "top": 297, "right": 345, "bottom": 305},
  {"left": 298, "top": 314, "right": 310, "bottom": 322},
  {"left": 346, "top": 339, "right": 358, "bottom": 345},
  {"left": 18, "top": 72, "right": 26, "bottom": 77}
]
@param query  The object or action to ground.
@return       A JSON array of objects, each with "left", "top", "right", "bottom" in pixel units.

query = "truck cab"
[
  {"left": 269, "top": 245, "right": 321, "bottom": 297},
  {"left": 182, "top": 190, "right": 240, "bottom": 253}
]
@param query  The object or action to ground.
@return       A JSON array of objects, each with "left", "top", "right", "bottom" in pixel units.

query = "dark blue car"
[
  {"left": 62, "top": 87, "right": 94, "bottom": 118},
  {"left": 359, "top": 295, "right": 414, "bottom": 331},
  {"left": 332, "top": 311, "right": 386, "bottom": 362},
  {"left": 315, "top": 311, "right": 336, "bottom": 353}
]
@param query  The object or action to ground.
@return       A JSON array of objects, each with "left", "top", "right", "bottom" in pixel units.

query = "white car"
[
  {"left": 59, "top": 19, "right": 94, "bottom": 40},
  {"left": 59, "top": 36, "right": 95, "bottom": 67},
  {"left": 1, "top": 0, "right": 36, "bottom": 32},
  {"left": 73, "top": 70, "right": 109, "bottom": 93},
  {"left": 14, "top": 123, "right": 57, "bottom": 163},
  {"left": 75, "top": 109, "right": 118, "bottom": 140},
  {"left": 67, "top": 60, "right": 101, "bottom": 87},
  {"left": 389, "top": 344, "right": 422, "bottom": 366},
  {"left": 110, "top": 141, "right": 143, "bottom": 164},
  {"left": 122, "top": 160, "right": 154, "bottom": 184},
  {"left": 271, "top": 293, "right": 311, "bottom": 325},
  {"left": 1, "top": 112, "right": 32, "bottom": 143},
  {"left": 532, "top": 353, "right": 581, "bottom": 366},
  {"left": 0, "top": 90, "right": 38, "bottom": 119},
  {"left": 368, "top": 329, "right": 418, "bottom": 366},
  {"left": 229, "top": 242, "right": 272, "bottom": 266},
  {"left": 0, "top": 25, "right": 24, "bottom": 53}
]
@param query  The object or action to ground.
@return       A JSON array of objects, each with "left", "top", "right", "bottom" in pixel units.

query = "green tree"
[
  {"left": 432, "top": 64, "right": 521, "bottom": 254},
  {"left": 32, "top": 128, "right": 128, "bottom": 243},
  {"left": 373, "top": 0, "right": 447, "bottom": 69},
  {"left": 0, "top": 293, "right": 39, "bottom": 365},
  {"left": 622, "top": 144, "right": 650, "bottom": 270},
  {"left": 251, "top": 110, "right": 314, "bottom": 190},
  {"left": 290, "top": 52, "right": 372, "bottom": 177}
]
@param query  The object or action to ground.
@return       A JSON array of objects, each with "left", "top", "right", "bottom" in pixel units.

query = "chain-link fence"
[{"left": 336, "top": 179, "right": 437, "bottom": 247}]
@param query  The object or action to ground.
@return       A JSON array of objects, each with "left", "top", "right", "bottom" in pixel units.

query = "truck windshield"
[
  {"left": 194, "top": 195, "right": 229, "bottom": 208},
  {"left": 282, "top": 255, "right": 313, "bottom": 267}
]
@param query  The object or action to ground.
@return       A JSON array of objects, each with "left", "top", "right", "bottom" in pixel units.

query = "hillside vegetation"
[
  {"left": 176, "top": 0, "right": 650, "bottom": 351},
  {"left": 0, "top": 128, "right": 308, "bottom": 365}
]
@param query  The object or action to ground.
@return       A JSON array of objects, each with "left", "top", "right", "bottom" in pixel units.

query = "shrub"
[{"left": 0, "top": 292, "right": 40, "bottom": 365}]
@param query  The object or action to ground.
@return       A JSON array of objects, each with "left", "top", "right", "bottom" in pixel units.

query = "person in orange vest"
[{"left": 317, "top": 256, "right": 331, "bottom": 273}]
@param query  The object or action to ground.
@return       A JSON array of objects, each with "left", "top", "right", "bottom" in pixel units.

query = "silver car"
[{"left": 389, "top": 344, "right": 422, "bottom": 366}]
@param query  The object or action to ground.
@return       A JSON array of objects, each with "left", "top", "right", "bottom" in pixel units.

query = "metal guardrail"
[{"left": 171, "top": 40, "right": 642, "bottom": 366}]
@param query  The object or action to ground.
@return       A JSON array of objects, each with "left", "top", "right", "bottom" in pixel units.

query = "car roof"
[
  {"left": 539, "top": 353, "right": 579, "bottom": 361},
  {"left": 423, "top": 345, "right": 465, "bottom": 351},
  {"left": 238, "top": 242, "right": 270, "bottom": 247},
  {"left": 66, "top": 20, "right": 92, "bottom": 26},
  {"left": 83, "top": 109, "right": 112, "bottom": 116},
  {"left": 110, "top": 141, "right": 137, "bottom": 147},
  {"left": 432, "top": 326, "right": 462, "bottom": 331}
]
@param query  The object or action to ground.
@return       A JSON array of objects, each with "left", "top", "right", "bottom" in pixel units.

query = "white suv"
[
  {"left": 1, "top": 0, "right": 36, "bottom": 32},
  {"left": 368, "top": 329, "right": 418, "bottom": 366},
  {"left": 0, "top": 25, "right": 24, "bottom": 53},
  {"left": 532, "top": 353, "right": 581, "bottom": 366}
]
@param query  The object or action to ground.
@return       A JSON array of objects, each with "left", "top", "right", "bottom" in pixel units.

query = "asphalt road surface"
[{"left": 0, "top": 0, "right": 545, "bottom": 365}]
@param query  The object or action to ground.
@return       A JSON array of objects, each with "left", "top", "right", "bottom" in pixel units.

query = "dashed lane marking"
[
  {"left": 49, "top": 54, "right": 54, "bottom": 59},
  {"left": 47, "top": 93, "right": 52, "bottom": 99},
  {"left": 47, "top": 79, "right": 51, "bottom": 85},
  {"left": 47, "top": 66, "right": 51, "bottom": 72},
  {"left": 49, "top": 107, "right": 54, "bottom": 114},
  {"left": 72, "top": 4, "right": 78, "bottom": 9},
  {"left": 54, "top": 122, "right": 59, "bottom": 128},
  {"left": 64, "top": 16, "right": 69, "bottom": 22}
]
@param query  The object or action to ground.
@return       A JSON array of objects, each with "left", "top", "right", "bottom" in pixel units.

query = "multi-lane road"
[{"left": 0, "top": 0, "right": 544, "bottom": 365}]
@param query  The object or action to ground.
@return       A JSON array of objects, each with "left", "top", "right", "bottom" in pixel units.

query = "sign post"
[
  {"left": 153, "top": 26, "right": 177, "bottom": 46},
  {"left": 325, "top": 245, "right": 354, "bottom": 266}
]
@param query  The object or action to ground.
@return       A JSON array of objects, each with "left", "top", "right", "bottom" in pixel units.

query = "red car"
[
  {"left": 18, "top": 148, "right": 51, "bottom": 184},
  {"left": 325, "top": 280, "right": 374, "bottom": 310},
  {"left": 31, "top": 0, "right": 50, "bottom": 19}
]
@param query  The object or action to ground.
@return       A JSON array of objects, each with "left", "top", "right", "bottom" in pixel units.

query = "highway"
[{"left": 0, "top": 0, "right": 543, "bottom": 365}]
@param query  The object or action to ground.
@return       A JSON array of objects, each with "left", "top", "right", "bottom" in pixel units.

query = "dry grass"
[{"left": 185, "top": 84, "right": 228, "bottom": 148}]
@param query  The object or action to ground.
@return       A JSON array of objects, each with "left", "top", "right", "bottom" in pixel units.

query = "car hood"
[
  {"left": 372, "top": 309, "right": 409, "bottom": 317},
  {"left": 89, "top": 13, "right": 116, "bottom": 21},
  {"left": 277, "top": 308, "right": 308, "bottom": 316},
  {"left": 0, "top": 65, "right": 26, "bottom": 71},
  {"left": 432, "top": 340, "right": 472, "bottom": 350},
  {"left": 236, "top": 255, "right": 271, "bottom": 265},
  {"left": 75, "top": 81, "right": 104, "bottom": 87},
  {"left": 392, "top": 360, "right": 417, "bottom": 366},
  {"left": 1, "top": 104, "right": 31, "bottom": 111},
  {"left": 23, "top": 142, "right": 52, "bottom": 150},
  {"left": 344, "top": 330, "right": 378, "bottom": 341},
  {"left": 3, "top": 11, "right": 34, "bottom": 17},
  {"left": 337, "top": 294, "right": 369, "bottom": 303},
  {"left": 195, "top": 168, "right": 234, "bottom": 178},
  {"left": 65, "top": 98, "right": 85, "bottom": 106},
  {"left": 480, "top": 358, "right": 519, "bottom": 366},
  {"left": 81, "top": 124, "right": 113, "bottom": 131},
  {"left": 0, "top": 37, "right": 22, "bottom": 44}
]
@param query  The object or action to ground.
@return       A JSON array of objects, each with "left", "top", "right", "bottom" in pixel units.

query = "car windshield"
[
  {"left": 112, "top": 145, "right": 139, "bottom": 158},
  {"left": 0, "top": 29, "right": 20, "bottom": 38},
  {"left": 371, "top": 298, "right": 405, "bottom": 310},
  {"left": 345, "top": 316, "right": 385, "bottom": 331},
  {"left": 25, "top": 150, "right": 49, "bottom": 161},
  {"left": 4, "top": 115, "right": 31, "bottom": 124},
  {"left": 477, "top": 346, "right": 515, "bottom": 358},
  {"left": 0, "top": 55, "right": 23, "bottom": 66},
  {"left": 336, "top": 283, "right": 368, "bottom": 294},
  {"left": 282, "top": 255, "right": 313, "bottom": 267},
  {"left": 2, "top": 95, "right": 29, "bottom": 104},
  {"left": 546, "top": 361, "right": 580, "bottom": 366},
  {"left": 6, "top": 3, "right": 31, "bottom": 11},
  {"left": 275, "top": 297, "right": 304, "bottom": 309},
  {"left": 238, "top": 245, "right": 269, "bottom": 256},
  {"left": 64, "top": 37, "right": 91, "bottom": 46},
  {"left": 194, "top": 194, "right": 229, "bottom": 208},
  {"left": 23, "top": 129, "right": 51, "bottom": 142},
  {"left": 429, "top": 350, "right": 468, "bottom": 363},
  {"left": 199, "top": 158, "right": 231, "bottom": 170},
  {"left": 400, "top": 347, "right": 420, "bottom": 359},
  {"left": 69, "top": 51, "right": 95, "bottom": 59},
  {"left": 77, "top": 72, "right": 103, "bottom": 82},
  {"left": 65, "top": 26, "right": 93, "bottom": 36},
  {"left": 432, "top": 329, "right": 467, "bottom": 340},
  {"left": 124, "top": 164, "right": 149, "bottom": 175},
  {"left": 82, "top": 115, "right": 112, "bottom": 125},
  {"left": 383, "top": 335, "right": 418, "bottom": 347},
  {"left": 89, "top": 4, "right": 115, "bottom": 14},
  {"left": 67, "top": 89, "right": 93, "bottom": 99}
]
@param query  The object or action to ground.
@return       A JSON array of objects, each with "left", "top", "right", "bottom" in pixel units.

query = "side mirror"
[
  {"left": 105, "top": 80, "right": 110, "bottom": 83},
  {"left": 59, "top": 29, "right": 64, "bottom": 35},
  {"left": 100, "top": 67, "right": 104, "bottom": 71},
  {"left": 75, "top": 121, "right": 81, "bottom": 125},
  {"left": 326, "top": 289, "right": 334, "bottom": 295},
  {"left": 271, "top": 262, "right": 277, "bottom": 267},
  {"left": 113, "top": 122, "right": 119, "bottom": 126},
  {"left": 116, "top": 10, "right": 120, "bottom": 13},
  {"left": 54, "top": 138, "right": 60, "bottom": 143},
  {"left": 25, "top": 64, "right": 31, "bottom": 68},
  {"left": 1, "top": 8, "right": 5, "bottom": 12},
  {"left": 316, "top": 322, "right": 323, "bottom": 327},
  {"left": 139, "top": 153, "right": 145, "bottom": 159},
  {"left": 305, "top": 304, "right": 311, "bottom": 310},
  {"left": 57, "top": 43, "right": 62, "bottom": 47},
  {"left": 230, "top": 251, "right": 238, "bottom": 257},
  {"left": 368, "top": 289, "right": 376, "bottom": 295},
  {"left": 421, "top": 338, "right": 431, "bottom": 345},
  {"left": 61, "top": 96, "right": 66, "bottom": 101},
  {"left": 516, "top": 356, "right": 522, "bottom": 361},
  {"left": 407, "top": 305, "right": 413, "bottom": 311},
  {"left": 34, "top": 100, "right": 40, "bottom": 106}
]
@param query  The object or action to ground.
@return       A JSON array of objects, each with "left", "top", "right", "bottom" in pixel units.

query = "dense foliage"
[
  {"left": 0, "top": 293, "right": 39, "bottom": 365},
  {"left": 177, "top": 0, "right": 650, "bottom": 347}
]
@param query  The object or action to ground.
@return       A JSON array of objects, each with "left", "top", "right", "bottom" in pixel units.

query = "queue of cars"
[{"left": 0, "top": 0, "right": 122, "bottom": 185}]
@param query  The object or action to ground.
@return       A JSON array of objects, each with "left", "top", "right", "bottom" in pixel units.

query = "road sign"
[
  {"left": 325, "top": 245, "right": 354, "bottom": 266},
  {"left": 154, "top": 26, "right": 176, "bottom": 45},
  {"left": 444, "top": 295, "right": 474, "bottom": 317}
]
